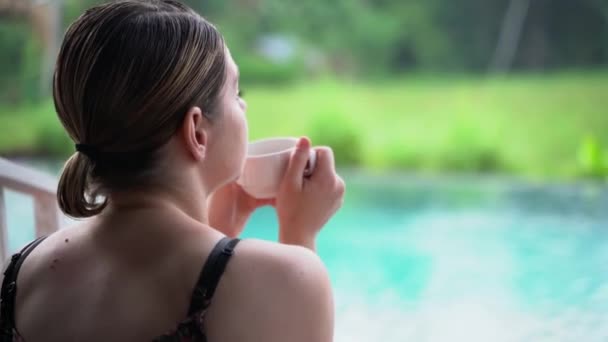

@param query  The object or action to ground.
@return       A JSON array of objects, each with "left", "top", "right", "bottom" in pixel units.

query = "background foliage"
[{"left": 1, "top": 0, "right": 607, "bottom": 180}]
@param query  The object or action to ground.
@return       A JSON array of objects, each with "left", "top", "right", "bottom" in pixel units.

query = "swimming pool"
[{"left": 4, "top": 167, "right": 608, "bottom": 341}]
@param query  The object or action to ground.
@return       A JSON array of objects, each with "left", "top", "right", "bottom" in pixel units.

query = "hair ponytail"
[
  {"left": 57, "top": 153, "right": 107, "bottom": 218},
  {"left": 53, "top": 1, "right": 227, "bottom": 217}
]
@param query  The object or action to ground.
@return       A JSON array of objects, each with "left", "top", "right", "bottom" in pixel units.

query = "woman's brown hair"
[{"left": 54, "top": 0, "right": 227, "bottom": 218}]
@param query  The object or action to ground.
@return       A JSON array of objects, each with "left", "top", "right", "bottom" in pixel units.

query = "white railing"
[{"left": 0, "top": 158, "right": 60, "bottom": 260}]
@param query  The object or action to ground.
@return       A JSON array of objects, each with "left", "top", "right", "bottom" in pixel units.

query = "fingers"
[
  {"left": 256, "top": 198, "right": 276, "bottom": 208},
  {"left": 303, "top": 148, "right": 317, "bottom": 177},
  {"left": 284, "top": 137, "right": 312, "bottom": 190},
  {"left": 310, "top": 146, "right": 336, "bottom": 181}
]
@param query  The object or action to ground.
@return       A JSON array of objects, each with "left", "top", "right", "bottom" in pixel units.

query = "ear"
[{"left": 180, "top": 106, "right": 208, "bottom": 161}]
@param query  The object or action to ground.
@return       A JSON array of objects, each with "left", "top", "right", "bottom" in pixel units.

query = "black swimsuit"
[{"left": 0, "top": 236, "right": 240, "bottom": 342}]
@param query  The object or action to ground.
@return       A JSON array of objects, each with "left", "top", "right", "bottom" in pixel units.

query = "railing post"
[
  {"left": 0, "top": 188, "right": 8, "bottom": 260},
  {"left": 0, "top": 158, "right": 62, "bottom": 260},
  {"left": 0, "top": 158, "right": 62, "bottom": 259},
  {"left": 34, "top": 192, "right": 60, "bottom": 237}
]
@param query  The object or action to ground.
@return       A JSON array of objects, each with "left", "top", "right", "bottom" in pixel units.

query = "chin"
[
  {"left": 221, "top": 158, "right": 246, "bottom": 186},
  {"left": 228, "top": 168, "right": 243, "bottom": 184}
]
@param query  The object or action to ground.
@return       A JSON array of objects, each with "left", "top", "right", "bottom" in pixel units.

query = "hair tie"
[{"left": 75, "top": 143, "right": 100, "bottom": 159}]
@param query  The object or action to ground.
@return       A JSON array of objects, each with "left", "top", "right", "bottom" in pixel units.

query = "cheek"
[
  {"left": 241, "top": 113, "right": 248, "bottom": 137},
  {"left": 226, "top": 105, "right": 248, "bottom": 162},
  {"left": 235, "top": 102, "right": 248, "bottom": 139},
  {"left": 238, "top": 98, "right": 248, "bottom": 112},
  {"left": 239, "top": 114, "right": 248, "bottom": 159}
]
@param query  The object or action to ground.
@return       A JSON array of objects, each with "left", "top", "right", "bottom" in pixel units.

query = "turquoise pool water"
[{"left": 4, "top": 162, "right": 608, "bottom": 341}]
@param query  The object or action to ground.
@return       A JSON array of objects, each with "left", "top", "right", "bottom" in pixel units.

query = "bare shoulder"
[
  {"left": 233, "top": 238, "right": 329, "bottom": 281},
  {"left": 205, "top": 238, "right": 335, "bottom": 342}
]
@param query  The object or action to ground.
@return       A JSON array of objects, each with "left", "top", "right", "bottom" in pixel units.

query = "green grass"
[
  {"left": 246, "top": 72, "right": 608, "bottom": 179},
  {"left": 1, "top": 71, "right": 608, "bottom": 179}
]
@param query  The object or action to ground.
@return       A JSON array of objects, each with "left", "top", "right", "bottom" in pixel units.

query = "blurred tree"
[
  {"left": 0, "top": 0, "right": 61, "bottom": 102},
  {"left": 489, "top": 0, "right": 530, "bottom": 73},
  {"left": 1, "top": 0, "right": 607, "bottom": 105}
]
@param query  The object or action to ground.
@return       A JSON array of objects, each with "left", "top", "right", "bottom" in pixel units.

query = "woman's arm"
[{"left": 207, "top": 182, "right": 274, "bottom": 237}]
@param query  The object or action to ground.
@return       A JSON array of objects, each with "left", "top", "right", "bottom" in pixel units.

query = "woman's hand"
[
  {"left": 275, "top": 137, "right": 345, "bottom": 251},
  {"left": 207, "top": 182, "right": 274, "bottom": 237}
]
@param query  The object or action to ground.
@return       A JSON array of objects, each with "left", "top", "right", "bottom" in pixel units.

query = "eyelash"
[{"left": 237, "top": 90, "right": 244, "bottom": 98}]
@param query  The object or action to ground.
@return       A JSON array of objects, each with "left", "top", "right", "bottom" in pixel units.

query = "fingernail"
[{"left": 297, "top": 137, "right": 308, "bottom": 149}]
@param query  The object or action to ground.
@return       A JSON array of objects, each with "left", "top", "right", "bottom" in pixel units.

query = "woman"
[{"left": 0, "top": 1, "right": 344, "bottom": 341}]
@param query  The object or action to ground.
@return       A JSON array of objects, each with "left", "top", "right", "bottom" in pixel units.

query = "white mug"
[{"left": 236, "top": 137, "right": 316, "bottom": 199}]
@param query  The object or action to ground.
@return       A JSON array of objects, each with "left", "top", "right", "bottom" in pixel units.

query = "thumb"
[{"left": 283, "top": 137, "right": 311, "bottom": 190}]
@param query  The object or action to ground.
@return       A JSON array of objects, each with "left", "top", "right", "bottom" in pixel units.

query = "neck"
[{"left": 106, "top": 179, "right": 209, "bottom": 224}]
